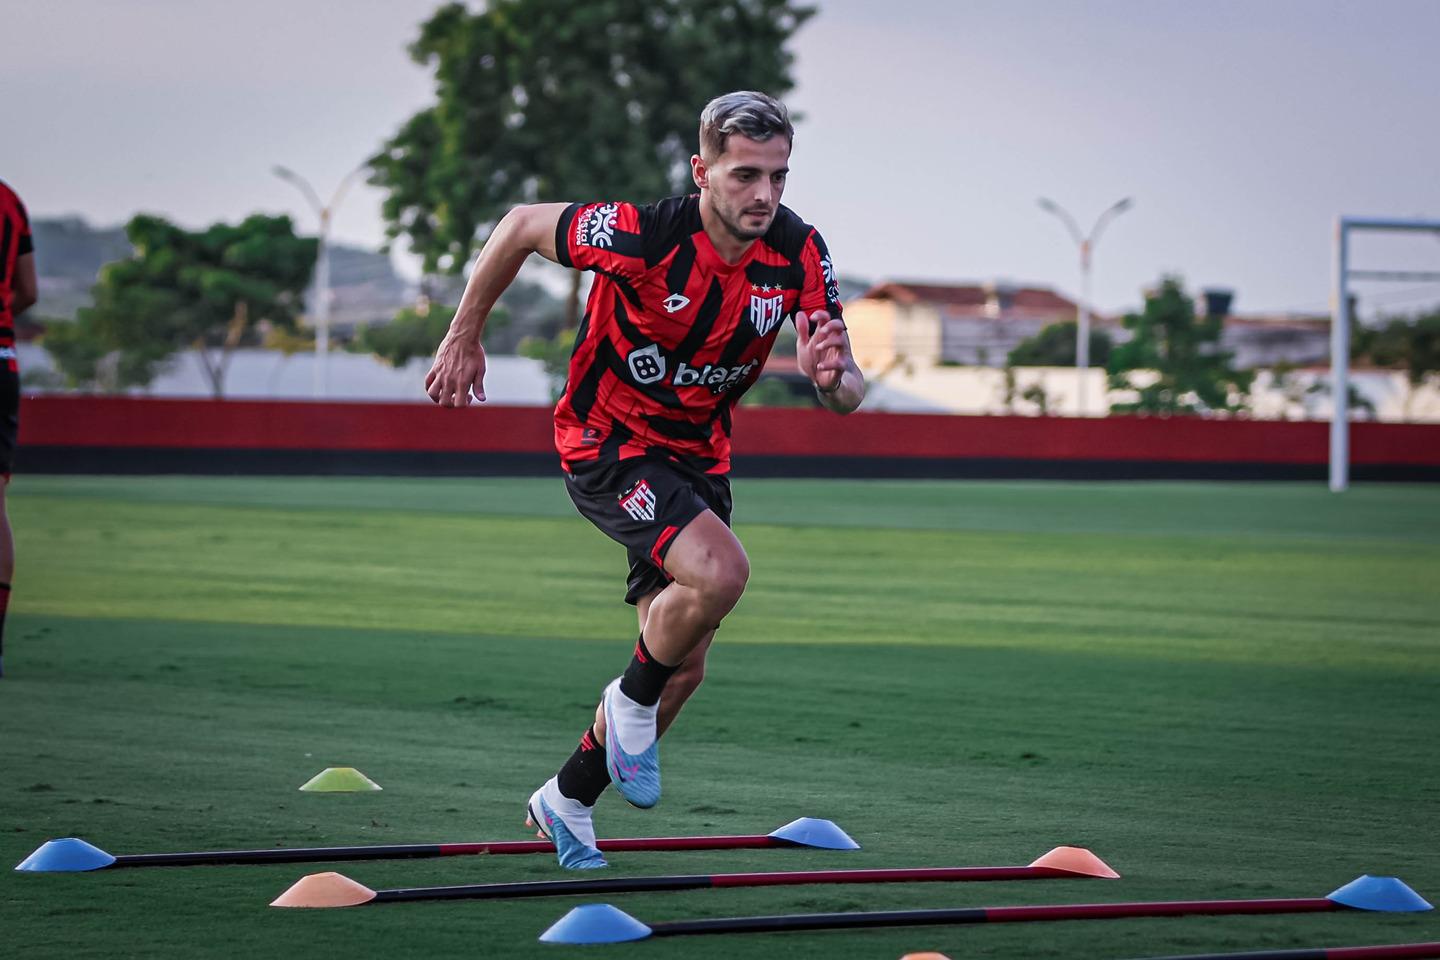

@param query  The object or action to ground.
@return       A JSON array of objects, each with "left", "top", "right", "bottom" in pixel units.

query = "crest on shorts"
[
  {"left": 749, "top": 292, "right": 786, "bottom": 336},
  {"left": 619, "top": 479, "right": 657, "bottom": 522}
]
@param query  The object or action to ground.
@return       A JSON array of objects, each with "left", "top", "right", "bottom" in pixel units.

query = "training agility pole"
[
  {"left": 14, "top": 817, "right": 854, "bottom": 872},
  {"left": 270, "top": 846, "right": 1117, "bottom": 908},
  {"left": 538, "top": 876, "right": 1431, "bottom": 945},
  {"left": 1130, "top": 942, "right": 1440, "bottom": 960}
]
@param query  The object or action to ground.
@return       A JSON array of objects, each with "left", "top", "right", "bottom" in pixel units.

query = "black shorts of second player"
[
  {"left": 0, "top": 364, "right": 18, "bottom": 476},
  {"left": 564, "top": 454, "right": 733, "bottom": 605}
]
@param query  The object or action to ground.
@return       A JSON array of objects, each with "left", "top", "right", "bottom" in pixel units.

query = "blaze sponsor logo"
[
  {"left": 662, "top": 293, "right": 690, "bottom": 313},
  {"left": 575, "top": 202, "right": 620, "bottom": 248},
  {"left": 749, "top": 292, "right": 786, "bottom": 336},
  {"left": 626, "top": 343, "right": 666, "bottom": 384},
  {"left": 673, "top": 359, "right": 760, "bottom": 394},
  {"left": 619, "top": 479, "right": 657, "bottom": 522}
]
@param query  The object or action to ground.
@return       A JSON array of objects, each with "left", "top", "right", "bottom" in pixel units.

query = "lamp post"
[
  {"left": 273, "top": 164, "right": 363, "bottom": 398},
  {"left": 1037, "top": 196, "right": 1133, "bottom": 415}
]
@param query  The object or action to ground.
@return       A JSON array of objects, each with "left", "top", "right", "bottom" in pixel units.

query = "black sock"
[
  {"left": 619, "top": 634, "right": 678, "bottom": 707},
  {"left": 555, "top": 726, "right": 610, "bottom": 807}
]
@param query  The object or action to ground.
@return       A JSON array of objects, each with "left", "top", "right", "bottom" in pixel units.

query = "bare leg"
[
  {"left": 592, "top": 510, "right": 744, "bottom": 741},
  {"left": 0, "top": 479, "right": 11, "bottom": 678}
]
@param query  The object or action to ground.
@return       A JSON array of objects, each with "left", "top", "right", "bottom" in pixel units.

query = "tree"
[
  {"left": 354, "top": 302, "right": 462, "bottom": 368},
  {"left": 1353, "top": 308, "right": 1440, "bottom": 421},
  {"left": 46, "top": 214, "right": 315, "bottom": 396},
  {"left": 1106, "top": 276, "right": 1253, "bottom": 416},
  {"left": 369, "top": 0, "right": 815, "bottom": 327},
  {"left": 1008, "top": 319, "right": 1112, "bottom": 367}
]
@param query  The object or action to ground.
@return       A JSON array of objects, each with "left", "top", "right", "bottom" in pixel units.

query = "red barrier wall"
[{"left": 19, "top": 396, "right": 1440, "bottom": 466}]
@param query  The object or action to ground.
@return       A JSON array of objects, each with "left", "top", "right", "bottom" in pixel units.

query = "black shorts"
[
  {"left": 565, "top": 454, "right": 733, "bottom": 605},
  {"left": 0, "top": 364, "right": 17, "bottom": 476}
]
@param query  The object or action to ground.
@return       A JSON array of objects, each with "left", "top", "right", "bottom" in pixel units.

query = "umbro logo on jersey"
[
  {"left": 619, "top": 480, "right": 657, "bottom": 522},
  {"left": 749, "top": 293, "right": 786, "bottom": 336},
  {"left": 662, "top": 293, "right": 690, "bottom": 313}
]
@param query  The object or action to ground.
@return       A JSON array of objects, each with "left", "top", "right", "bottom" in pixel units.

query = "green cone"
[{"left": 298, "top": 767, "right": 383, "bottom": 792}]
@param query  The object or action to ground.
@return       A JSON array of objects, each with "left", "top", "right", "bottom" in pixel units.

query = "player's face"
[{"left": 695, "top": 135, "right": 791, "bottom": 241}]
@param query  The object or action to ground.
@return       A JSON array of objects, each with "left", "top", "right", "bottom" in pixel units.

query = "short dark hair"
[{"left": 698, "top": 91, "right": 794, "bottom": 161}]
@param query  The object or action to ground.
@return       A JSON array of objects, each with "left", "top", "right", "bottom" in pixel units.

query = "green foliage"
[
  {"left": 45, "top": 214, "right": 315, "bottom": 396},
  {"left": 738, "top": 374, "right": 816, "bottom": 407},
  {"left": 369, "top": 0, "right": 815, "bottom": 278},
  {"left": 1353, "top": 308, "right": 1440, "bottom": 420},
  {"left": 1008, "top": 318, "right": 1112, "bottom": 367},
  {"left": 518, "top": 325, "right": 576, "bottom": 400},
  {"left": 354, "top": 302, "right": 463, "bottom": 368},
  {"left": 1107, "top": 276, "right": 1253, "bottom": 415}
]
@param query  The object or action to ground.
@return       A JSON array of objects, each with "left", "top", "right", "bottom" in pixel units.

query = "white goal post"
[{"left": 1330, "top": 216, "right": 1440, "bottom": 491}]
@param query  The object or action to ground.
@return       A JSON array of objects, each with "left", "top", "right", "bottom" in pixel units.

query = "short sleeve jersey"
[
  {"left": 0, "top": 180, "right": 34, "bottom": 344},
  {"left": 553, "top": 195, "right": 842, "bottom": 474}
]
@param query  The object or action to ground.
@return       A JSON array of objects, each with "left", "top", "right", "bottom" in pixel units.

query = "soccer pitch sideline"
[{"left": 4, "top": 475, "right": 1439, "bottom": 960}]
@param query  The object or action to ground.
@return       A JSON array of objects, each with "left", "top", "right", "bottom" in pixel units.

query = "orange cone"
[
  {"left": 1029, "top": 846, "right": 1120, "bottom": 879},
  {"left": 270, "top": 871, "right": 378, "bottom": 908}
]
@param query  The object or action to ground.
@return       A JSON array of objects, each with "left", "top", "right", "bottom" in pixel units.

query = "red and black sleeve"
[
  {"left": 554, "top": 201, "right": 646, "bottom": 279},
  {"left": 798, "top": 228, "right": 843, "bottom": 323}
]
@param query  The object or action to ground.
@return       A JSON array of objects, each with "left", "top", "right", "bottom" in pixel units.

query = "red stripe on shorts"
[{"left": 650, "top": 525, "right": 680, "bottom": 569}]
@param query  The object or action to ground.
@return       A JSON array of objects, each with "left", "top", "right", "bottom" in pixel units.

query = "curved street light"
[
  {"left": 1038, "top": 196, "right": 1133, "bottom": 415},
  {"left": 273, "top": 164, "right": 365, "bottom": 398}
]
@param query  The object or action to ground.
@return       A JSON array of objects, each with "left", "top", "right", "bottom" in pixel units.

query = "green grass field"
[{"left": 4, "top": 475, "right": 1439, "bottom": 959}]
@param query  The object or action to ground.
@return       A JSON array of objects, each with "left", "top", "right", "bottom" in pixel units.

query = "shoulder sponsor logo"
[
  {"left": 576, "top": 202, "right": 620, "bottom": 249},
  {"left": 662, "top": 293, "right": 690, "bottom": 314},
  {"left": 820, "top": 255, "right": 840, "bottom": 303},
  {"left": 626, "top": 343, "right": 667, "bottom": 384},
  {"left": 619, "top": 479, "right": 657, "bottom": 522}
]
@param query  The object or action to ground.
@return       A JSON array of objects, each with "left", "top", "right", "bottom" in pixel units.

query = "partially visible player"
[
  {"left": 0, "top": 179, "right": 37, "bottom": 678},
  {"left": 426, "top": 91, "right": 864, "bottom": 869}
]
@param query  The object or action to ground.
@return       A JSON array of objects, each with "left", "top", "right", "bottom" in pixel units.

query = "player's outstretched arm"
[
  {"left": 796, "top": 310, "right": 865, "bottom": 414},
  {"left": 425, "top": 202, "right": 568, "bottom": 407}
]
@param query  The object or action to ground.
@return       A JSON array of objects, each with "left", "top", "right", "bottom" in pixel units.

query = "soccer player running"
[
  {"left": 426, "top": 91, "right": 864, "bottom": 869},
  {"left": 0, "top": 179, "right": 37, "bottom": 679}
]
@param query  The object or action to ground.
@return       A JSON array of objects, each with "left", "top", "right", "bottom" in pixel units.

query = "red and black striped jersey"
[
  {"left": 553, "top": 195, "right": 843, "bottom": 474},
  {"left": 0, "top": 180, "right": 34, "bottom": 342}
]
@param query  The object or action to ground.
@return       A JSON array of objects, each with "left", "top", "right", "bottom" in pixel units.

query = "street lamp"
[
  {"left": 1037, "top": 196, "right": 1133, "bottom": 415},
  {"left": 273, "top": 164, "right": 364, "bottom": 398}
]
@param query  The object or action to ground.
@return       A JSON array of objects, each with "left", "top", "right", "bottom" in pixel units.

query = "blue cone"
[
  {"left": 1327, "top": 875, "right": 1433, "bottom": 912},
  {"left": 768, "top": 817, "right": 860, "bottom": 851},
  {"left": 538, "top": 904, "right": 653, "bottom": 944},
  {"left": 15, "top": 838, "right": 117, "bottom": 873}
]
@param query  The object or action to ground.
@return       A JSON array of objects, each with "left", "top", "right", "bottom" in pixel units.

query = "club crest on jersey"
[
  {"left": 626, "top": 343, "right": 667, "bottom": 384},
  {"left": 619, "top": 479, "right": 657, "bottom": 522},
  {"left": 749, "top": 292, "right": 786, "bottom": 336},
  {"left": 576, "top": 202, "right": 620, "bottom": 249}
]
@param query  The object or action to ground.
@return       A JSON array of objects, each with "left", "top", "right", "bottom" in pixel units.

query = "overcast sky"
[{"left": 6, "top": 0, "right": 1440, "bottom": 316}]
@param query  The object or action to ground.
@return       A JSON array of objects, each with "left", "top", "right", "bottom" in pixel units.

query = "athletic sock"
[
  {"left": 618, "top": 633, "right": 677, "bottom": 707},
  {"left": 555, "top": 725, "right": 611, "bottom": 807},
  {"left": 0, "top": 581, "right": 9, "bottom": 678}
]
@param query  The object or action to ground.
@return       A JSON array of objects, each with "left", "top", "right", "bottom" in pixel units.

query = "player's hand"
[
  {"left": 795, "top": 310, "right": 848, "bottom": 393},
  {"left": 425, "top": 335, "right": 487, "bottom": 407}
]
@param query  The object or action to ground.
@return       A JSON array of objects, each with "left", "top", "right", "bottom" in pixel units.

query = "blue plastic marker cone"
[
  {"left": 1327, "top": 875, "right": 1433, "bottom": 912},
  {"left": 15, "top": 838, "right": 117, "bottom": 873},
  {"left": 767, "top": 817, "right": 860, "bottom": 851},
  {"left": 539, "top": 904, "right": 653, "bottom": 944}
]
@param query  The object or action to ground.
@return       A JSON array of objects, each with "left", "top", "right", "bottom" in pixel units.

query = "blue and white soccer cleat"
[
  {"left": 601, "top": 677, "right": 661, "bottom": 809},
  {"left": 527, "top": 778, "right": 607, "bottom": 871}
]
